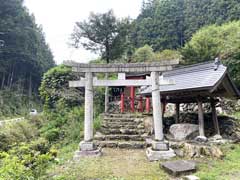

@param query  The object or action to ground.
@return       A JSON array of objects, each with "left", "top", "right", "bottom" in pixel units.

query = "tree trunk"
[
  {"left": 1, "top": 72, "right": 5, "bottom": 89},
  {"left": 9, "top": 67, "right": 14, "bottom": 89},
  {"left": 28, "top": 73, "right": 32, "bottom": 99}
]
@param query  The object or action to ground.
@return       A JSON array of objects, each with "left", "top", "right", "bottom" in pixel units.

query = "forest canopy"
[{"left": 0, "top": 0, "right": 55, "bottom": 95}]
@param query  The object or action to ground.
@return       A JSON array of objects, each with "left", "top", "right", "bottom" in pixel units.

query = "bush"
[
  {"left": 39, "top": 65, "right": 83, "bottom": 110},
  {"left": 0, "top": 139, "right": 55, "bottom": 179},
  {"left": 40, "top": 102, "right": 85, "bottom": 143},
  {"left": 0, "top": 120, "right": 39, "bottom": 151},
  {"left": 182, "top": 21, "right": 240, "bottom": 87}
]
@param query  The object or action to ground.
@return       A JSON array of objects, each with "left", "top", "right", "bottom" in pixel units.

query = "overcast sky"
[{"left": 24, "top": 0, "right": 142, "bottom": 64}]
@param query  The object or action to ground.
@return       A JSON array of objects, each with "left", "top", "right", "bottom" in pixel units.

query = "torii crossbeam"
[{"left": 64, "top": 60, "right": 179, "bottom": 161}]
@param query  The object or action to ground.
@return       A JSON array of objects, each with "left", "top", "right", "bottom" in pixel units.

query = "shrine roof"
[{"left": 141, "top": 61, "right": 240, "bottom": 100}]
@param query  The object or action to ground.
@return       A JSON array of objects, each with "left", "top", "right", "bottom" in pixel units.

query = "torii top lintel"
[{"left": 64, "top": 60, "right": 179, "bottom": 73}]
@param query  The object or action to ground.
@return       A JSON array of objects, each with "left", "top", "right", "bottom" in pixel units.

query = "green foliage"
[
  {"left": 0, "top": 119, "right": 55, "bottom": 179},
  {"left": 40, "top": 102, "right": 85, "bottom": 143},
  {"left": 182, "top": 21, "right": 240, "bottom": 86},
  {"left": 39, "top": 65, "right": 83, "bottom": 110},
  {"left": 0, "top": 0, "right": 55, "bottom": 94},
  {"left": 132, "top": 0, "right": 240, "bottom": 51},
  {"left": 133, "top": 45, "right": 154, "bottom": 62},
  {"left": 0, "top": 120, "right": 38, "bottom": 151},
  {"left": 155, "top": 49, "right": 182, "bottom": 61},
  {"left": 0, "top": 89, "right": 41, "bottom": 119},
  {"left": 0, "top": 139, "right": 55, "bottom": 179},
  {"left": 71, "top": 10, "right": 131, "bottom": 63}
]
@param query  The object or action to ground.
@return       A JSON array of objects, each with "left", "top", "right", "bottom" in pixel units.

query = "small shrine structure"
[{"left": 141, "top": 61, "right": 240, "bottom": 139}]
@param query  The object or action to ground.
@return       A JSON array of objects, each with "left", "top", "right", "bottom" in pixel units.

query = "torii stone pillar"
[
  {"left": 151, "top": 72, "right": 164, "bottom": 141},
  {"left": 73, "top": 72, "right": 101, "bottom": 160},
  {"left": 146, "top": 72, "right": 176, "bottom": 161},
  {"left": 83, "top": 72, "right": 93, "bottom": 141}
]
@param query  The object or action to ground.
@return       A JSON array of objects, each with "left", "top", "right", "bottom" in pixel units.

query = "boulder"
[
  {"left": 143, "top": 116, "right": 154, "bottom": 135},
  {"left": 182, "top": 143, "right": 224, "bottom": 159},
  {"left": 169, "top": 123, "right": 199, "bottom": 141}
]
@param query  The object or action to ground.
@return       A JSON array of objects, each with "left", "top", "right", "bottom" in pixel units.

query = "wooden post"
[
  {"left": 145, "top": 97, "right": 150, "bottom": 113},
  {"left": 198, "top": 100, "right": 205, "bottom": 137},
  {"left": 211, "top": 99, "right": 220, "bottom": 135},
  {"left": 120, "top": 93, "right": 124, "bottom": 113},
  {"left": 139, "top": 96, "right": 143, "bottom": 112},
  {"left": 161, "top": 102, "right": 166, "bottom": 118},
  {"left": 175, "top": 103, "right": 180, "bottom": 124},
  {"left": 130, "top": 86, "right": 135, "bottom": 112}
]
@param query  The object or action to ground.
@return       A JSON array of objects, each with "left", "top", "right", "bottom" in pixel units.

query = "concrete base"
[
  {"left": 152, "top": 140, "right": 169, "bottom": 151},
  {"left": 146, "top": 147, "right": 176, "bottom": 161},
  {"left": 80, "top": 141, "right": 95, "bottom": 151},
  {"left": 73, "top": 148, "right": 102, "bottom": 161}
]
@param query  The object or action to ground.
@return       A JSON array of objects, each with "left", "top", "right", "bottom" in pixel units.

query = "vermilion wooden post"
[
  {"left": 146, "top": 97, "right": 150, "bottom": 113},
  {"left": 120, "top": 93, "right": 124, "bottom": 113},
  {"left": 130, "top": 86, "right": 135, "bottom": 112},
  {"left": 139, "top": 96, "right": 143, "bottom": 112}
]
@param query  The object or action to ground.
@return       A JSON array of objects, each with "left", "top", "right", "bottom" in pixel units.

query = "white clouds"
[{"left": 24, "top": 0, "right": 142, "bottom": 64}]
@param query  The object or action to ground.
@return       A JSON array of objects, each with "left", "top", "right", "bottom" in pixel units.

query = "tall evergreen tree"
[
  {"left": 0, "top": 0, "right": 55, "bottom": 94},
  {"left": 132, "top": 0, "right": 240, "bottom": 51}
]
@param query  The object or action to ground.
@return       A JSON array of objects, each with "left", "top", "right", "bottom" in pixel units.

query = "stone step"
[
  {"left": 95, "top": 140, "right": 147, "bottom": 149},
  {"left": 102, "top": 121, "right": 142, "bottom": 127},
  {"left": 103, "top": 117, "right": 144, "bottom": 123},
  {"left": 94, "top": 134, "right": 147, "bottom": 141},
  {"left": 100, "top": 128, "right": 146, "bottom": 135},
  {"left": 101, "top": 123, "right": 145, "bottom": 129},
  {"left": 104, "top": 113, "right": 145, "bottom": 118}
]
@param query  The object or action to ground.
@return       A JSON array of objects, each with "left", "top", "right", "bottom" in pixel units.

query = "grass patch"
[
  {"left": 195, "top": 144, "right": 240, "bottom": 180},
  {"left": 46, "top": 148, "right": 169, "bottom": 180},
  {"left": 44, "top": 143, "right": 240, "bottom": 180}
]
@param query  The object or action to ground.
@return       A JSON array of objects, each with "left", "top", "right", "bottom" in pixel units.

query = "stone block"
[
  {"left": 146, "top": 147, "right": 176, "bottom": 161},
  {"left": 161, "top": 160, "right": 197, "bottom": 176},
  {"left": 80, "top": 141, "right": 95, "bottom": 151},
  {"left": 73, "top": 148, "right": 102, "bottom": 161},
  {"left": 152, "top": 140, "right": 169, "bottom": 151}
]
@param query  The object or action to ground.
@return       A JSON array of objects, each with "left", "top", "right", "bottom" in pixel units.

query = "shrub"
[
  {"left": 39, "top": 65, "right": 83, "bottom": 110},
  {"left": 0, "top": 120, "right": 38, "bottom": 151},
  {"left": 0, "top": 139, "right": 56, "bottom": 179}
]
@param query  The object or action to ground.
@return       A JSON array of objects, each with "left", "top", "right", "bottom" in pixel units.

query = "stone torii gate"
[{"left": 65, "top": 60, "right": 179, "bottom": 161}]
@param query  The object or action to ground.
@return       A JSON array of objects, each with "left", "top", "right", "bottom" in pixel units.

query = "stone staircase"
[{"left": 94, "top": 113, "right": 149, "bottom": 149}]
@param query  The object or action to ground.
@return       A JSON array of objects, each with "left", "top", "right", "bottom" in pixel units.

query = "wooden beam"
[{"left": 64, "top": 60, "right": 179, "bottom": 73}]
